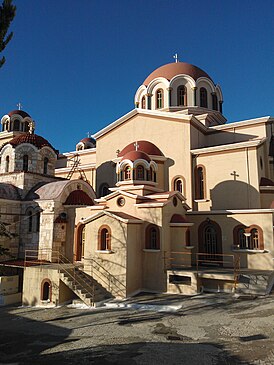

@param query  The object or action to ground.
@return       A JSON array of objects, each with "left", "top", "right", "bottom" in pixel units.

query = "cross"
[
  {"left": 86, "top": 132, "right": 91, "bottom": 138},
  {"left": 116, "top": 149, "right": 120, "bottom": 156},
  {"left": 17, "top": 102, "right": 22, "bottom": 110},
  {"left": 173, "top": 53, "right": 179, "bottom": 63},
  {"left": 230, "top": 171, "right": 239, "bottom": 180},
  {"left": 134, "top": 141, "right": 139, "bottom": 151}
]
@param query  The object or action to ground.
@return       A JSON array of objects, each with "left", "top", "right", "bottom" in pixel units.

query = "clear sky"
[{"left": 1, "top": 0, "right": 273, "bottom": 152}]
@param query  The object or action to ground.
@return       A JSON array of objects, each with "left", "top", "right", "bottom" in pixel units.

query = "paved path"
[{"left": 0, "top": 293, "right": 273, "bottom": 364}]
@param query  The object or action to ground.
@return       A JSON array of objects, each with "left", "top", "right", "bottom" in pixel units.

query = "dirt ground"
[{"left": 0, "top": 293, "right": 273, "bottom": 365}]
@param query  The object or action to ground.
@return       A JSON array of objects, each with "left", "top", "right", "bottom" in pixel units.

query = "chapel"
[{"left": 0, "top": 59, "right": 274, "bottom": 306}]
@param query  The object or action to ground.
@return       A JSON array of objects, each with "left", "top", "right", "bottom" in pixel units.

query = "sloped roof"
[{"left": 0, "top": 183, "right": 21, "bottom": 201}]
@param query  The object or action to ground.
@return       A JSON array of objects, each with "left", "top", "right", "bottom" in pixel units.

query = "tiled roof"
[{"left": 65, "top": 190, "right": 94, "bottom": 206}]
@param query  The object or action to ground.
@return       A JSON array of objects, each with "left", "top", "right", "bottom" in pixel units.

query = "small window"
[
  {"left": 177, "top": 86, "right": 187, "bottom": 106},
  {"left": 156, "top": 89, "right": 163, "bottom": 109},
  {"left": 200, "top": 87, "right": 208, "bottom": 108},
  {"left": 28, "top": 210, "right": 33, "bottom": 232},
  {"left": 195, "top": 166, "right": 205, "bottom": 199},
  {"left": 141, "top": 96, "right": 146, "bottom": 109},
  {"left": 5, "top": 156, "right": 9, "bottom": 172},
  {"left": 124, "top": 166, "right": 131, "bottom": 180},
  {"left": 43, "top": 157, "right": 49, "bottom": 174},
  {"left": 250, "top": 229, "right": 259, "bottom": 250},
  {"left": 98, "top": 226, "right": 111, "bottom": 251},
  {"left": 174, "top": 178, "right": 183, "bottom": 193},
  {"left": 13, "top": 119, "right": 20, "bottom": 131},
  {"left": 36, "top": 211, "right": 41, "bottom": 232},
  {"left": 212, "top": 93, "right": 218, "bottom": 111},
  {"left": 23, "top": 155, "right": 29, "bottom": 172},
  {"left": 145, "top": 225, "right": 160, "bottom": 249},
  {"left": 136, "top": 165, "right": 145, "bottom": 180}
]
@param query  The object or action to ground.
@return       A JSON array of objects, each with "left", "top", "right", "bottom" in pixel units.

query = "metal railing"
[{"left": 164, "top": 250, "right": 241, "bottom": 290}]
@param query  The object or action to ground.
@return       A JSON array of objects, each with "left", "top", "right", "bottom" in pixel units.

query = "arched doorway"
[
  {"left": 198, "top": 220, "right": 222, "bottom": 264},
  {"left": 75, "top": 223, "right": 86, "bottom": 261},
  {"left": 41, "top": 279, "right": 51, "bottom": 301}
]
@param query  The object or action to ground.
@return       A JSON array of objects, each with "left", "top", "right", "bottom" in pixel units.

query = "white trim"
[
  {"left": 93, "top": 108, "right": 195, "bottom": 139},
  {"left": 194, "top": 199, "right": 210, "bottom": 202},
  {"left": 187, "top": 209, "right": 274, "bottom": 215},
  {"left": 55, "top": 163, "right": 96, "bottom": 173},
  {"left": 135, "top": 202, "right": 166, "bottom": 208},
  {"left": 95, "top": 250, "right": 114, "bottom": 254},
  {"left": 81, "top": 210, "right": 143, "bottom": 224},
  {"left": 143, "top": 249, "right": 161, "bottom": 253},
  {"left": 62, "top": 148, "right": 96, "bottom": 157},
  {"left": 169, "top": 223, "right": 194, "bottom": 227},
  {"left": 231, "top": 249, "right": 267, "bottom": 254},
  {"left": 191, "top": 138, "right": 266, "bottom": 155},
  {"left": 209, "top": 116, "right": 272, "bottom": 131}
]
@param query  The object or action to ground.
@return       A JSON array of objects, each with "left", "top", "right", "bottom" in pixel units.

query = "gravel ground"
[{"left": 0, "top": 293, "right": 273, "bottom": 365}]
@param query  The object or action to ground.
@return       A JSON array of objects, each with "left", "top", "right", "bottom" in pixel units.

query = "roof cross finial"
[
  {"left": 173, "top": 53, "right": 179, "bottom": 63},
  {"left": 17, "top": 102, "right": 22, "bottom": 110},
  {"left": 87, "top": 132, "right": 91, "bottom": 138},
  {"left": 134, "top": 141, "right": 139, "bottom": 151}
]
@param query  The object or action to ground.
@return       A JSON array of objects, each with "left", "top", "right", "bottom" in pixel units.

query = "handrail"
[{"left": 88, "top": 257, "right": 126, "bottom": 297}]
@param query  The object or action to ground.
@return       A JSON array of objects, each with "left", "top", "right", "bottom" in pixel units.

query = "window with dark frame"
[
  {"left": 200, "top": 87, "right": 208, "bottom": 108},
  {"left": 156, "top": 89, "right": 163, "bottom": 109}
]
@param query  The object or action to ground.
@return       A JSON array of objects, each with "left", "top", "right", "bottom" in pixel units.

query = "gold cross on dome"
[
  {"left": 134, "top": 141, "right": 139, "bottom": 151},
  {"left": 17, "top": 102, "right": 23, "bottom": 110},
  {"left": 230, "top": 171, "right": 239, "bottom": 180}
]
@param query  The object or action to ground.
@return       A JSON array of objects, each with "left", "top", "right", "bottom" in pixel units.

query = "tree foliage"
[{"left": 0, "top": 0, "right": 16, "bottom": 68}]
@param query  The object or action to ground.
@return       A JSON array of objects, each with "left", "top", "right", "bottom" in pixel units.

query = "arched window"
[
  {"left": 141, "top": 96, "right": 146, "bottom": 109},
  {"left": 250, "top": 228, "right": 259, "bottom": 250},
  {"left": 28, "top": 210, "right": 33, "bottom": 232},
  {"left": 212, "top": 93, "right": 218, "bottom": 111},
  {"left": 156, "top": 89, "right": 163, "bottom": 109},
  {"left": 124, "top": 166, "right": 131, "bottom": 180},
  {"left": 136, "top": 165, "right": 145, "bottom": 180},
  {"left": 5, "top": 156, "right": 9, "bottom": 172},
  {"left": 24, "top": 122, "right": 30, "bottom": 132},
  {"left": 13, "top": 119, "right": 20, "bottom": 131},
  {"left": 98, "top": 226, "right": 111, "bottom": 251},
  {"left": 145, "top": 225, "right": 160, "bottom": 249},
  {"left": 36, "top": 211, "right": 41, "bottom": 232},
  {"left": 43, "top": 157, "right": 49, "bottom": 174},
  {"left": 198, "top": 220, "right": 222, "bottom": 262},
  {"left": 23, "top": 155, "right": 29, "bottom": 172},
  {"left": 41, "top": 279, "right": 51, "bottom": 301},
  {"left": 233, "top": 225, "right": 246, "bottom": 249},
  {"left": 177, "top": 86, "right": 187, "bottom": 106},
  {"left": 174, "top": 178, "right": 183, "bottom": 193},
  {"left": 200, "top": 87, "right": 208, "bottom": 108},
  {"left": 195, "top": 166, "right": 205, "bottom": 199}
]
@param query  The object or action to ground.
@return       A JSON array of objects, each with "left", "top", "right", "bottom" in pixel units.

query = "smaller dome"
[
  {"left": 118, "top": 141, "right": 163, "bottom": 157},
  {"left": 79, "top": 137, "right": 96, "bottom": 147},
  {"left": 8, "top": 110, "right": 31, "bottom": 118},
  {"left": 122, "top": 150, "right": 151, "bottom": 162},
  {"left": 6, "top": 133, "right": 58, "bottom": 154}
]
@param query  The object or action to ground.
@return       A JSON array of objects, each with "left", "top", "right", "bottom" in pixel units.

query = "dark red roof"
[
  {"left": 170, "top": 214, "right": 188, "bottom": 223},
  {"left": 118, "top": 141, "right": 163, "bottom": 157},
  {"left": 80, "top": 137, "right": 96, "bottom": 144},
  {"left": 122, "top": 150, "right": 151, "bottom": 162},
  {"left": 143, "top": 62, "right": 212, "bottom": 86},
  {"left": 65, "top": 190, "right": 94, "bottom": 206},
  {"left": 260, "top": 177, "right": 274, "bottom": 186},
  {"left": 8, "top": 110, "right": 30, "bottom": 118},
  {"left": 7, "top": 133, "right": 58, "bottom": 154}
]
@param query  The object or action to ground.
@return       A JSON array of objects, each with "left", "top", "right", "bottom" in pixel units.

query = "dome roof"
[
  {"left": 8, "top": 110, "right": 31, "bottom": 118},
  {"left": 143, "top": 62, "right": 212, "bottom": 86},
  {"left": 118, "top": 141, "right": 163, "bottom": 157},
  {"left": 122, "top": 150, "right": 151, "bottom": 162},
  {"left": 6, "top": 133, "right": 58, "bottom": 153},
  {"left": 79, "top": 137, "right": 96, "bottom": 147}
]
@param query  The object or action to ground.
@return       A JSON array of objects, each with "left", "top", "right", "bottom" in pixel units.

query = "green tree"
[{"left": 0, "top": 0, "right": 16, "bottom": 68}]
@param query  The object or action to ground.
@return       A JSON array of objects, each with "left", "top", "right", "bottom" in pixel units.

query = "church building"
[{"left": 1, "top": 60, "right": 274, "bottom": 306}]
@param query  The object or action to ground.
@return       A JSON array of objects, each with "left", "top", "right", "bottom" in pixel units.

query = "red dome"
[
  {"left": 8, "top": 110, "right": 31, "bottom": 118},
  {"left": 143, "top": 62, "right": 212, "bottom": 86},
  {"left": 118, "top": 141, "right": 163, "bottom": 157},
  {"left": 7, "top": 133, "right": 58, "bottom": 153},
  {"left": 122, "top": 150, "right": 151, "bottom": 162}
]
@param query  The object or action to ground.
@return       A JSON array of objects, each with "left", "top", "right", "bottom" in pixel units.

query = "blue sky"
[{"left": 1, "top": 0, "right": 273, "bottom": 152}]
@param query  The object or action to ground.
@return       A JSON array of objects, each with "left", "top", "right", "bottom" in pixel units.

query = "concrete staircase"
[
  {"left": 236, "top": 271, "right": 274, "bottom": 296},
  {"left": 60, "top": 266, "right": 113, "bottom": 306}
]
